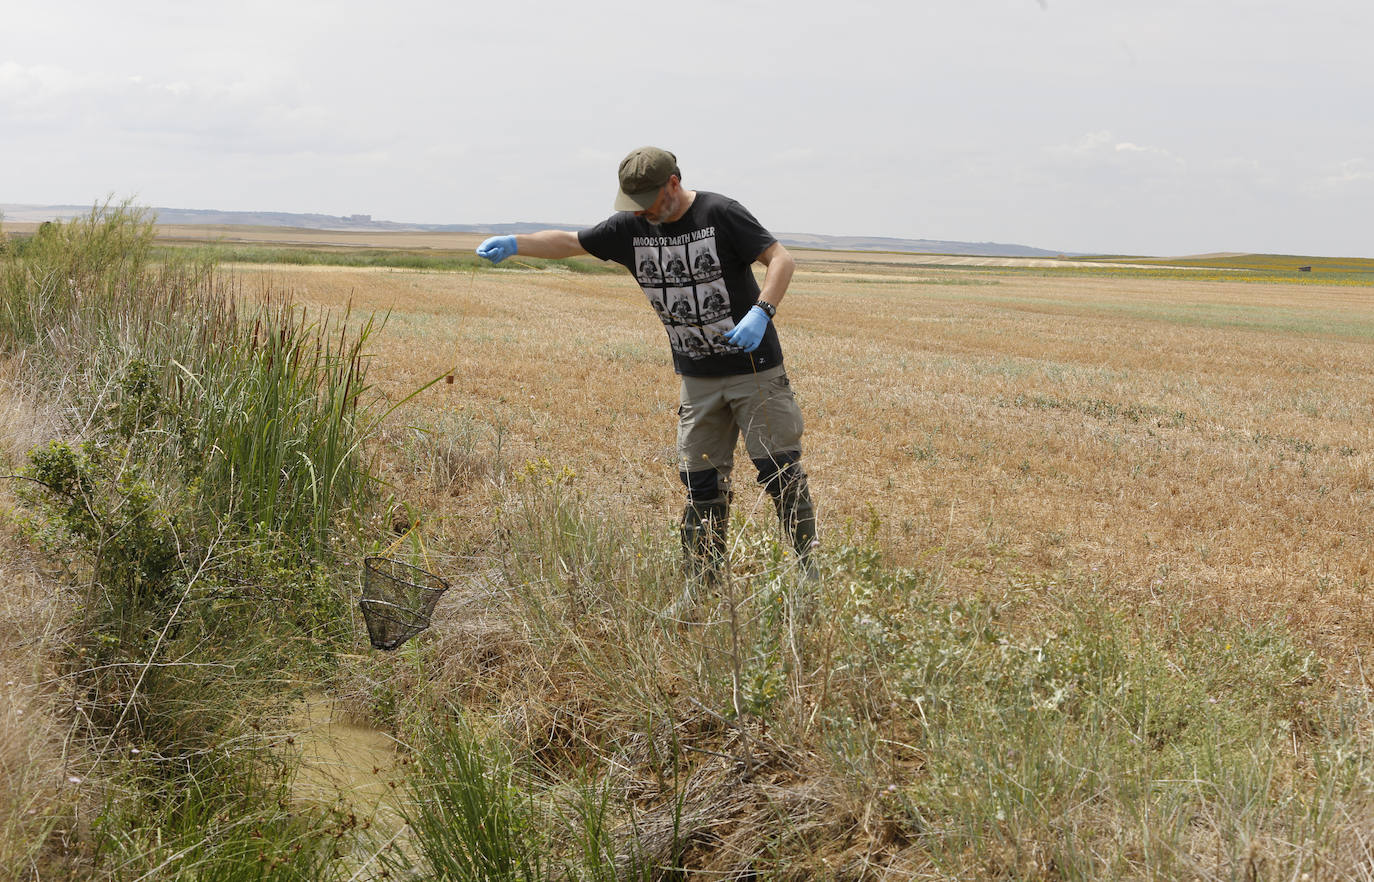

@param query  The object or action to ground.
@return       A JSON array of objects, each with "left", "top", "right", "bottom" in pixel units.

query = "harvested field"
[{"left": 235, "top": 253, "right": 1374, "bottom": 667}]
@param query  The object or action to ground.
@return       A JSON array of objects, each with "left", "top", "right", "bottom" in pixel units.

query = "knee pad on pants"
[
  {"left": 752, "top": 450, "right": 803, "bottom": 500},
  {"left": 680, "top": 468, "right": 725, "bottom": 506}
]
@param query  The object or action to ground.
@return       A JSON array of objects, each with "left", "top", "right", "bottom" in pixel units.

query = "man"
[{"left": 476, "top": 146, "right": 817, "bottom": 599}]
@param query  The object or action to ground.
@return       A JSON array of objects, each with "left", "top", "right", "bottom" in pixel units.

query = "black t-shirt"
[{"left": 578, "top": 191, "right": 783, "bottom": 377}]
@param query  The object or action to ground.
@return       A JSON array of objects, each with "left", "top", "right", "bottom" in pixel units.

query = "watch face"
[{"left": 758, "top": 301, "right": 776, "bottom": 318}]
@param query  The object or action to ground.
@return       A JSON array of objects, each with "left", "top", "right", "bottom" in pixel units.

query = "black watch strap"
[{"left": 756, "top": 300, "right": 776, "bottom": 319}]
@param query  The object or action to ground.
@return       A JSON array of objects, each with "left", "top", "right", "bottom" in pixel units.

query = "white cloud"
[
  {"left": 1056, "top": 130, "right": 1115, "bottom": 157},
  {"left": 0, "top": 61, "right": 381, "bottom": 157},
  {"left": 0, "top": 61, "right": 91, "bottom": 105},
  {"left": 1114, "top": 142, "right": 1182, "bottom": 164},
  {"left": 1051, "top": 131, "right": 1182, "bottom": 166},
  {"left": 1323, "top": 158, "right": 1374, "bottom": 187},
  {"left": 1220, "top": 157, "right": 1265, "bottom": 175}
]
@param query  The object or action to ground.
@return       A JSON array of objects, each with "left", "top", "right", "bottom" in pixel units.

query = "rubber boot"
[
  {"left": 673, "top": 496, "right": 729, "bottom": 619},
  {"left": 773, "top": 475, "right": 818, "bottom": 583}
]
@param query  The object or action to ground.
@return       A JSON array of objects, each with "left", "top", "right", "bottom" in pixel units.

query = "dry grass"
[
  {"left": 239, "top": 255, "right": 1374, "bottom": 668},
  {"left": 0, "top": 381, "right": 86, "bottom": 877},
  {"left": 0, "top": 526, "right": 81, "bottom": 878}
]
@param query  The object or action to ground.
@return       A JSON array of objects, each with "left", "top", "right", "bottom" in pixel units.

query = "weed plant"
[
  {"left": 0, "top": 203, "right": 161, "bottom": 346},
  {"left": 180, "top": 297, "right": 380, "bottom": 550},
  {"left": 2, "top": 203, "right": 387, "bottom": 877},
  {"left": 833, "top": 558, "right": 1367, "bottom": 877}
]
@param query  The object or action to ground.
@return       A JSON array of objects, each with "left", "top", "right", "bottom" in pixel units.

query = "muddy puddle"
[{"left": 288, "top": 692, "right": 403, "bottom": 820}]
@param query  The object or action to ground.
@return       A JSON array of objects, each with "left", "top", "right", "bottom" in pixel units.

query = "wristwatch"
[{"left": 756, "top": 300, "right": 776, "bottom": 319}]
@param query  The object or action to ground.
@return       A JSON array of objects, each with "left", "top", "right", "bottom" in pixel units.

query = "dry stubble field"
[{"left": 240, "top": 245, "right": 1374, "bottom": 670}]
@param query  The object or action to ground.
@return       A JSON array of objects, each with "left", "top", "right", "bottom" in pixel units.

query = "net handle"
[{"left": 379, "top": 520, "right": 435, "bottom": 573}]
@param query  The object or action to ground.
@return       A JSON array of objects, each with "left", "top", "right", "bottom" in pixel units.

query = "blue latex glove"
[
  {"left": 476, "top": 235, "right": 517, "bottom": 264},
  {"left": 723, "top": 304, "right": 770, "bottom": 352}
]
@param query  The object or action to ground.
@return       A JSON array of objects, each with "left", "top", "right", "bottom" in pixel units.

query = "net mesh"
[{"left": 360, "top": 555, "right": 449, "bottom": 650}]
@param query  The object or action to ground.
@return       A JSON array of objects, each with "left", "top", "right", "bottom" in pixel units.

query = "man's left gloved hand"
[
  {"left": 476, "top": 235, "right": 517, "bottom": 264},
  {"left": 723, "top": 304, "right": 770, "bottom": 352}
]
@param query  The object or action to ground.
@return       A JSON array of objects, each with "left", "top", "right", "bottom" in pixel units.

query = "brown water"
[{"left": 289, "top": 692, "right": 401, "bottom": 816}]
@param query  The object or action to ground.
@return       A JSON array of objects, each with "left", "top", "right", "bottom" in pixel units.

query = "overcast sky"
[{"left": 3, "top": 1, "right": 1371, "bottom": 257}]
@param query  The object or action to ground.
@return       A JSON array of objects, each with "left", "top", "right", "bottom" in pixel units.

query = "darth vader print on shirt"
[{"left": 633, "top": 227, "right": 737, "bottom": 357}]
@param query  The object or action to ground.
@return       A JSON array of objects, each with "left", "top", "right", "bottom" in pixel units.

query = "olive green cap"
[{"left": 614, "top": 146, "right": 680, "bottom": 211}]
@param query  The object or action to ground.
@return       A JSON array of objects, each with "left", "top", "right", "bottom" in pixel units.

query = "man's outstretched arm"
[{"left": 476, "top": 230, "right": 587, "bottom": 263}]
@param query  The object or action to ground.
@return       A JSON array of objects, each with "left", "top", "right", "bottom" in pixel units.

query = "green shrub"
[
  {"left": 26, "top": 438, "right": 182, "bottom": 609},
  {"left": 0, "top": 201, "right": 167, "bottom": 348}
]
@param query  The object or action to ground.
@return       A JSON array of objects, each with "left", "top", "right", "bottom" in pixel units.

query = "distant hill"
[
  {"left": 2, "top": 204, "right": 1066, "bottom": 258},
  {"left": 775, "top": 233, "right": 1065, "bottom": 257}
]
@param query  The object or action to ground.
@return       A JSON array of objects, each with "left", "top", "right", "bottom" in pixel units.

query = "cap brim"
[{"left": 614, "top": 187, "right": 660, "bottom": 212}]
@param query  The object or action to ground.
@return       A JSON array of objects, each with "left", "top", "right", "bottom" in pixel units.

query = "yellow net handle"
[{"left": 379, "top": 520, "right": 434, "bottom": 573}]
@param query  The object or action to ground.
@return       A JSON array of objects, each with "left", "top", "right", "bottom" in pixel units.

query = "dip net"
[{"left": 360, "top": 555, "right": 449, "bottom": 651}]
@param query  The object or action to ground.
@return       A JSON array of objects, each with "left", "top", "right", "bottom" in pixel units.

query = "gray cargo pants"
[
  {"left": 677, "top": 365, "right": 804, "bottom": 487},
  {"left": 675, "top": 365, "right": 816, "bottom": 581}
]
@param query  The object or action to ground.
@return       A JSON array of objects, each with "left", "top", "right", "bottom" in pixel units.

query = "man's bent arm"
[
  {"left": 516, "top": 230, "right": 588, "bottom": 259},
  {"left": 756, "top": 242, "right": 796, "bottom": 311}
]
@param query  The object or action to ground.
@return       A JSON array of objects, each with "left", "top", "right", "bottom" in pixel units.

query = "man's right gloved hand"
[{"left": 476, "top": 235, "right": 517, "bottom": 264}]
